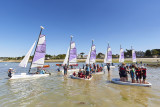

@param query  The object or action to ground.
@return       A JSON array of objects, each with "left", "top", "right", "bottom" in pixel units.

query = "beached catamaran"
[
  {"left": 104, "top": 43, "right": 115, "bottom": 68},
  {"left": 10, "top": 26, "right": 50, "bottom": 79},
  {"left": 119, "top": 45, "right": 124, "bottom": 63},
  {"left": 61, "top": 36, "right": 79, "bottom": 75}
]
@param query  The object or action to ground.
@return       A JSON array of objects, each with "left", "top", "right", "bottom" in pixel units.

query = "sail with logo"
[
  {"left": 86, "top": 40, "right": 96, "bottom": 64},
  {"left": 104, "top": 43, "right": 112, "bottom": 63},
  {"left": 10, "top": 26, "right": 50, "bottom": 79},
  {"left": 119, "top": 45, "right": 124, "bottom": 63},
  {"left": 132, "top": 46, "right": 136, "bottom": 63}
]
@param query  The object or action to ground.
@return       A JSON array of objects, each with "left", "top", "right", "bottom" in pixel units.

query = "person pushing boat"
[
  {"left": 8, "top": 68, "right": 14, "bottom": 78},
  {"left": 63, "top": 64, "right": 68, "bottom": 77}
]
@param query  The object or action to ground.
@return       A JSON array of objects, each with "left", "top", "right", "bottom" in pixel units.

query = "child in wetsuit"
[{"left": 142, "top": 67, "right": 147, "bottom": 84}]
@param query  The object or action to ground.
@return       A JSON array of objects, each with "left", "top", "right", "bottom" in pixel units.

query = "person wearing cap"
[{"left": 8, "top": 68, "right": 13, "bottom": 78}]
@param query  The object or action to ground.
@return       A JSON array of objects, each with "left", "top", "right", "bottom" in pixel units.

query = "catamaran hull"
[
  {"left": 111, "top": 78, "right": 152, "bottom": 87},
  {"left": 70, "top": 75, "right": 93, "bottom": 80},
  {"left": 92, "top": 71, "right": 104, "bottom": 75},
  {"left": 61, "top": 69, "right": 80, "bottom": 75},
  {"left": 10, "top": 73, "right": 50, "bottom": 79}
]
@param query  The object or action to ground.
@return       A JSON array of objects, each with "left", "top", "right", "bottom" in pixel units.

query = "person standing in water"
[
  {"left": 8, "top": 68, "right": 13, "bottom": 78},
  {"left": 63, "top": 64, "right": 68, "bottom": 77},
  {"left": 85, "top": 64, "right": 90, "bottom": 79},
  {"left": 107, "top": 63, "right": 110, "bottom": 74}
]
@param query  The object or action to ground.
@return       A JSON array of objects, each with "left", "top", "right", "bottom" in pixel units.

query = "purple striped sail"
[
  {"left": 107, "top": 46, "right": 112, "bottom": 63},
  {"left": 69, "top": 41, "right": 77, "bottom": 65},
  {"left": 132, "top": 49, "right": 136, "bottom": 62},
  {"left": 119, "top": 48, "right": 124, "bottom": 62},
  {"left": 90, "top": 45, "right": 96, "bottom": 64},
  {"left": 31, "top": 35, "right": 46, "bottom": 68}
]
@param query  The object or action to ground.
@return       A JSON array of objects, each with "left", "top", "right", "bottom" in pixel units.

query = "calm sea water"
[{"left": 0, "top": 62, "right": 160, "bottom": 107}]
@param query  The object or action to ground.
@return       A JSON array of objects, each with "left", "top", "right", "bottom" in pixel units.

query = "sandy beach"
[{"left": 1, "top": 58, "right": 160, "bottom": 63}]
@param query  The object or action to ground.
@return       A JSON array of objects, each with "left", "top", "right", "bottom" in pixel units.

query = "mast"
[
  {"left": 89, "top": 40, "right": 94, "bottom": 65},
  {"left": 67, "top": 35, "right": 73, "bottom": 66},
  {"left": 28, "top": 26, "right": 44, "bottom": 73}
]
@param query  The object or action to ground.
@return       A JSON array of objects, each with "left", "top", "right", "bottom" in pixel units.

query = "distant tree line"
[{"left": 3, "top": 49, "right": 160, "bottom": 61}]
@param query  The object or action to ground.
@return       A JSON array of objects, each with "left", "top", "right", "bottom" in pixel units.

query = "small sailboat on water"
[
  {"left": 9, "top": 26, "right": 50, "bottom": 79},
  {"left": 86, "top": 40, "right": 103, "bottom": 75},
  {"left": 104, "top": 43, "right": 115, "bottom": 69},
  {"left": 70, "top": 40, "right": 95, "bottom": 80},
  {"left": 60, "top": 36, "right": 79, "bottom": 75}
]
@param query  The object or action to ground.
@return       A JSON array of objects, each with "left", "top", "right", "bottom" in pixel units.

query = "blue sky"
[{"left": 0, "top": 0, "right": 160, "bottom": 57}]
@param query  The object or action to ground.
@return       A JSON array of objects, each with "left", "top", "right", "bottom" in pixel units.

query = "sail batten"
[
  {"left": 19, "top": 41, "right": 36, "bottom": 68},
  {"left": 31, "top": 35, "right": 46, "bottom": 68}
]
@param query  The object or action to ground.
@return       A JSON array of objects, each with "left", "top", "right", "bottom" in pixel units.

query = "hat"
[
  {"left": 122, "top": 63, "right": 126, "bottom": 65},
  {"left": 9, "top": 68, "right": 13, "bottom": 69}
]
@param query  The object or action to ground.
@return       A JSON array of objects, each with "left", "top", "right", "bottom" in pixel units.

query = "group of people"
[
  {"left": 119, "top": 63, "right": 147, "bottom": 83},
  {"left": 63, "top": 63, "right": 105, "bottom": 78}
]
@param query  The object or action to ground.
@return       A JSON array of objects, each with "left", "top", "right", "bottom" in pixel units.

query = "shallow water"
[{"left": 0, "top": 62, "right": 160, "bottom": 107}]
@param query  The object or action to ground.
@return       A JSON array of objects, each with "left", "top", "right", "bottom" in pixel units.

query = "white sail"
[
  {"left": 63, "top": 47, "right": 70, "bottom": 65},
  {"left": 19, "top": 41, "right": 36, "bottom": 68},
  {"left": 85, "top": 49, "right": 91, "bottom": 64}
]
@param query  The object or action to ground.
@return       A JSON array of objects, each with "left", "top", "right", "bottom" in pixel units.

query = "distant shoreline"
[{"left": 1, "top": 58, "right": 160, "bottom": 63}]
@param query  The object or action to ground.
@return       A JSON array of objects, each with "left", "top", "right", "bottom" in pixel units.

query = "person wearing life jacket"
[
  {"left": 93, "top": 63, "right": 96, "bottom": 73},
  {"left": 73, "top": 71, "right": 76, "bottom": 76},
  {"left": 138, "top": 67, "right": 142, "bottom": 83},
  {"left": 107, "top": 63, "right": 110, "bottom": 74},
  {"left": 119, "top": 63, "right": 127, "bottom": 82},
  {"left": 78, "top": 69, "right": 81, "bottom": 77},
  {"left": 130, "top": 65, "right": 135, "bottom": 83},
  {"left": 97, "top": 64, "right": 100, "bottom": 72},
  {"left": 135, "top": 67, "right": 140, "bottom": 83},
  {"left": 141, "top": 66, "right": 147, "bottom": 84},
  {"left": 8, "top": 68, "right": 13, "bottom": 78},
  {"left": 85, "top": 64, "right": 90, "bottom": 79}
]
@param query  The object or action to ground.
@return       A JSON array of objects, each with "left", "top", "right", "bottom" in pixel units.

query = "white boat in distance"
[{"left": 10, "top": 26, "right": 50, "bottom": 79}]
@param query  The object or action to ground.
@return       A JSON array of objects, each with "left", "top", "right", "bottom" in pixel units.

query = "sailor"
[
  {"left": 141, "top": 66, "right": 147, "bottom": 84},
  {"left": 107, "top": 63, "right": 110, "bottom": 73},
  {"left": 8, "top": 68, "right": 13, "bottom": 78},
  {"left": 85, "top": 64, "right": 90, "bottom": 79},
  {"left": 63, "top": 64, "right": 68, "bottom": 76}
]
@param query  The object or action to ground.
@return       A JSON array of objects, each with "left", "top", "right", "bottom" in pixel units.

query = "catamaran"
[
  {"left": 9, "top": 26, "right": 50, "bottom": 79},
  {"left": 119, "top": 45, "right": 124, "bottom": 63},
  {"left": 60, "top": 36, "right": 79, "bottom": 75},
  {"left": 86, "top": 40, "right": 103, "bottom": 75},
  {"left": 104, "top": 43, "right": 115, "bottom": 69},
  {"left": 70, "top": 40, "right": 95, "bottom": 80}
]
